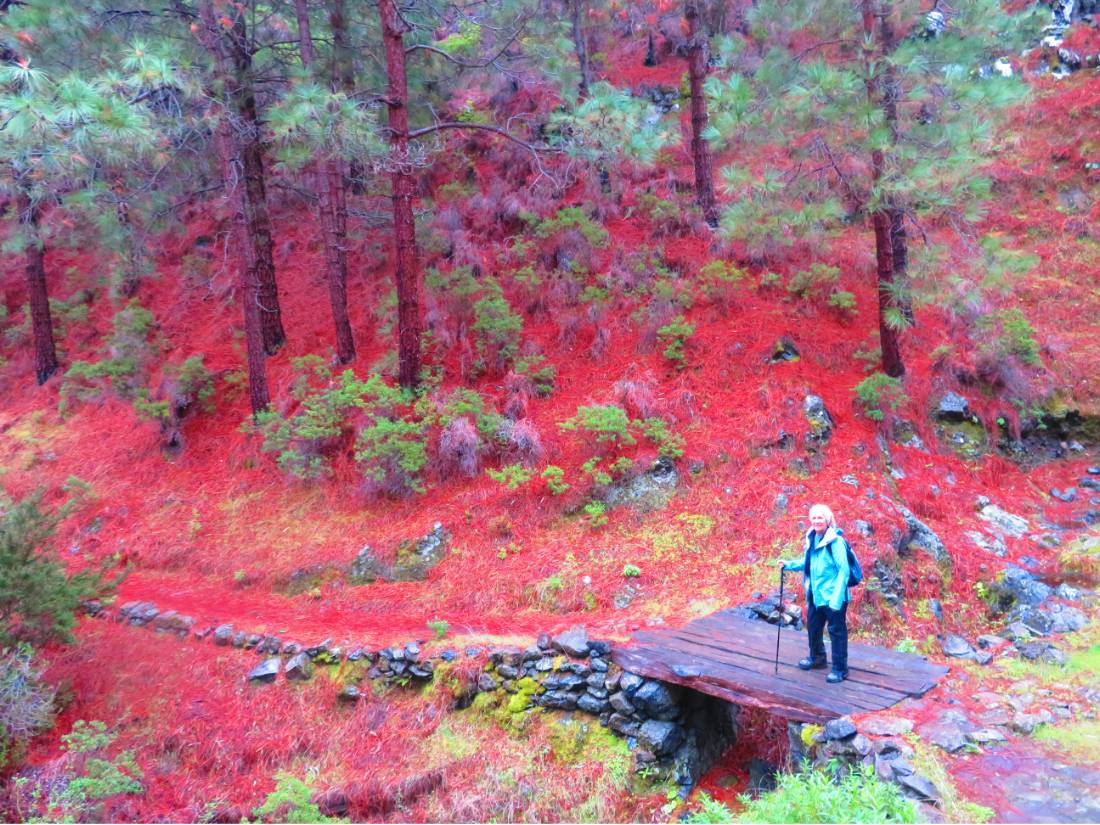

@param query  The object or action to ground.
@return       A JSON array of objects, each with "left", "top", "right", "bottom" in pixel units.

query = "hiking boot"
[
  {"left": 826, "top": 670, "right": 848, "bottom": 683},
  {"left": 798, "top": 657, "right": 827, "bottom": 670}
]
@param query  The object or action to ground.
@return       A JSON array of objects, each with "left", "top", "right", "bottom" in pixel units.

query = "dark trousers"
[{"left": 807, "top": 590, "right": 848, "bottom": 674}]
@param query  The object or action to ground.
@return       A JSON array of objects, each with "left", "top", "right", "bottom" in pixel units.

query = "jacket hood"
[{"left": 804, "top": 525, "right": 842, "bottom": 549}]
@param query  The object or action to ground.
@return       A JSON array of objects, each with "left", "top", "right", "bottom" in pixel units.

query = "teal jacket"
[{"left": 782, "top": 526, "right": 850, "bottom": 611}]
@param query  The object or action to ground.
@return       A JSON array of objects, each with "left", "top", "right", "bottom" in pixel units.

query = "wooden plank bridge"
[{"left": 611, "top": 609, "right": 949, "bottom": 723}]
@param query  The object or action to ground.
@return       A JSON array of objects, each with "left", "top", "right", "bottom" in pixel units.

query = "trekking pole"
[{"left": 775, "top": 567, "right": 785, "bottom": 674}]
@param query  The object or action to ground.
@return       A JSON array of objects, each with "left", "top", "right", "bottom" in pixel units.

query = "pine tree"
[{"left": 710, "top": 0, "right": 1042, "bottom": 376}]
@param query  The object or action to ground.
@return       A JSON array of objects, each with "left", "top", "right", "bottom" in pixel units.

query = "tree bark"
[
  {"left": 862, "top": 0, "right": 904, "bottom": 378},
  {"left": 196, "top": 0, "right": 285, "bottom": 357},
  {"left": 295, "top": 0, "right": 356, "bottom": 364},
  {"left": 878, "top": 5, "right": 914, "bottom": 324},
  {"left": 685, "top": 0, "right": 719, "bottom": 227},
  {"left": 330, "top": 0, "right": 365, "bottom": 194},
  {"left": 197, "top": 2, "right": 272, "bottom": 413},
  {"left": 17, "top": 188, "right": 58, "bottom": 385},
  {"left": 568, "top": 0, "right": 592, "bottom": 99},
  {"left": 379, "top": 0, "right": 423, "bottom": 390}
]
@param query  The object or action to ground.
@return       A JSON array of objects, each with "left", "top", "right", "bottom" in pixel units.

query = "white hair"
[{"left": 808, "top": 504, "right": 836, "bottom": 526}]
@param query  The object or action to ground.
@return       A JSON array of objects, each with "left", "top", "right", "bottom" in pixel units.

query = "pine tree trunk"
[
  {"left": 330, "top": 0, "right": 365, "bottom": 194},
  {"left": 569, "top": 0, "right": 592, "bottom": 99},
  {"left": 198, "top": 4, "right": 271, "bottom": 414},
  {"left": 196, "top": 0, "right": 285, "bottom": 357},
  {"left": 862, "top": 0, "right": 904, "bottom": 378},
  {"left": 685, "top": 0, "right": 719, "bottom": 228},
  {"left": 379, "top": 0, "right": 423, "bottom": 390},
  {"left": 114, "top": 195, "right": 143, "bottom": 299},
  {"left": 878, "top": 5, "right": 914, "bottom": 325},
  {"left": 17, "top": 189, "right": 58, "bottom": 385},
  {"left": 295, "top": 0, "right": 356, "bottom": 364}
]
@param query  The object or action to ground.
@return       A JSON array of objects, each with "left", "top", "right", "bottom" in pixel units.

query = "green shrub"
[
  {"left": 15, "top": 720, "right": 144, "bottom": 822},
  {"left": 853, "top": 373, "right": 908, "bottom": 422},
  {"left": 427, "top": 619, "right": 449, "bottom": 640},
  {"left": 731, "top": 762, "right": 916, "bottom": 823},
  {"left": 699, "top": 260, "right": 747, "bottom": 304},
  {"left": 1, "top": 492, "right": 109, "bottom": 647},
  {"left": 541, "top": 465, "right": 570, "bottom": 495},
  {"left": 622, "top": 564, "right": 641, "bottom": 577},
  {"left": 787, "top": 263, "right": 841, "bottom": 301},
  {"left": 528, "top": 206, "right": 609, "bottom": 247},
  {"left": 976, "top": 308, "right": 1042, "bottom": 367},
  {"left": 252, "top": 772, "right": 345, "bottom": 824},
  {"left": 583, "top": 500, "right": 608, "bottom": 529},
  {"left": 472, "top": 285, "right": 523, "bottom": 374},
  {"left": 487, "top": 463, "right": 534, "bottom": 490},
  {"left": 827, "top": 290, "right": 858, "bottom": 319},
  {"left": 355, "top": 416, "right": 429, "bottom": 496},
  {"left": 638, "top": 417, "right": 686, "bottom": 459},
  {"left": 133, "top": 355, "right": 216, "bottom": 426},
  {"left": 514, "top": 354, "right": 557, "bottom": 396},
  {"left": 581, "top": 457, "right": 612, "bottom": 487},
  {"left": 656, "top": 315, "right": 695, "bottom": 369},
  {"left": 559, "top": 404, "right": 636, "bottom": 448},
  {"left": 635, "top": 192, "right": 691, "bottom": 236}
]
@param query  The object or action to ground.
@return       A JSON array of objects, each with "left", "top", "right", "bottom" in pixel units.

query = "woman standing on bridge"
[{"left": 778, "top": 504, "right": 851, "bottom": 683}]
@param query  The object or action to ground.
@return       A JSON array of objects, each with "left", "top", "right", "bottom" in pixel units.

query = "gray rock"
[
  {"left": 603, "top": 457, "right": 678, "bottom": 512},
  {"left": 552, "top": 626, "right": 590, "bottom": 658},
  {"left": 966, "top": 531, "right": 1007, "bottom": 558},
  {"left": 632, "top": 680, "right": 679, "bottom": 717},
  {"left": 1004, "top": 621, "right": 1034, "bottom": 641},
  {"left": 497, "top": 664, "right": 518, "bottom": 680},
  {"left": 248, "top": 658, "right": 281, "bottom": 684},
  {"left": 591, "top": 657, "right": 608, "bottom": 673},
  {"left": 896, "top": 505, "right": 951, "bottom": 565},
  {"left": 977, "top": 634, "right": 1006, "bottom": 649},
  {"left": 896, "top": 773, "right": 941, "bottom": 804},
  {"left": 1016, "top": 641, "right": 1067, "bottom": 666},
  {"left": 610, "top": 692, "right": 636, "bottom": 715},
  {"left": 823, "top": 718, "right": 857, "bottom": 741},
  {"left": 535, "top": 657, "right": 554, "bottom": 672},
  {"left": 348, "top": 545, "right": 386, "bottom": 583},
  {"left": 608, "top": 713, "right": 640, "bottom": 736},
  {"left": 478, "top": 673, "right": 499, "bottom": 692},
  {"left": 285, "top": 652, "right": 314, "bottom": 681},
  {"left": 1045, "top": 604, "right": 1088, "bottom": 633},
  {"left": 213, "top": 624, "right": 234, "bottom": 646},
  {"left": 638, "top": 720, "right": 684, "bottom": 756},
  {"left": 979, "top": 505, "right": 1031, "bottom": 538},
  {"left": 408, "top": 663, "right": 434, "bottom": 679},
  {"left": 1050, "top": 487, "right": 1077, "bottom": 503},
  {"left": 853, "top": 520, "right": 874, "bottom": 537},
  {"left": 1055, "top": 583, "right": 1081, "bottom": 600},
  {"left": 337, "top": 685, "right": 361, "bottom": 702},
  {"left": 1000, "top": 566, "right": 1053, "bottom": 607},
  {"left": 803, "top": 395, "right": 834, "bottom": 445},
  {"left": 577, "top": 693, "right": 610, "bottom": 715},
  {"left": 543, "top": 673, "right": 586, "bottom": 691},
  {"left": 539, "top": 690, "right": 577, "bottom": 710},
  {"left": 936, "top": 392, "right": 971, "bottom": 422},
  {"left": 619, "top": 672, "right": 644, "bottom": 696},
  {"left": 966, "top": 728, "right": 1007, "bottom": 745},
  {"left": 921, "top": 721, "right": 968, "bottom": 752},
  {"left": 942, "top": 634, "right": 976, "bottom": 658}
]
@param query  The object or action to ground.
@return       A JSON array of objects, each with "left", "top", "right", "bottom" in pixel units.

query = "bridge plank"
[
  {"left": 630, "top": 631, "right": 905, "bottom": 708},
  {"left": 613, "top": 613, "right": 948, "bottom": 722},
  {"left": 636, "top": 630, "right": 913, "bottom": 702}
]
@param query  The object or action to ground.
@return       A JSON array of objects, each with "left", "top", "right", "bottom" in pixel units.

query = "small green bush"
[
  {"left": 656, "top": 315, "right": 695, "bottom": 369},
  {"left": 472, "top": 285, "right": 523, "bottom": 374},
  {"left": 15, "top": 720, "right": 144, "bottom": 822},
  {"left": 487, "top": 463, "right": 534, "bottom": 490},
  {"left": 638, "top": 416, "right": 686, "bottom": 459},
  {"left": 559, "top": 404, "right": 636, "bottom": 448},
  {"left": 729, "top": 762, "right": 917, "bottom": 823},
  {"left": 787, "top": 263, "right": 841, "bottom": 301},
  {"left": 529, "top": 206, "right": 609, "bottom": 248},
  {"left": 583, "top": 500, "right": 608, "bottom": 529},
  {"left": 853, "top": 373, "right": 908, "bottom": 422},
  {"left": 622, "top": 563, "right": 641, "bottom": 577},
  {"left": 355, "top": 416, "right": 429, "bottom": 496},
  {"left": 427, "top": 619, "right": 449, "bottom": 641},
  {"left": 541, "top": 465, "right": 570, "bottom": 495},
  {"left": 976, "top": 308, "right": 1042, "bottom": 367},
  {"left": 514, "top": 354, "right": 557, "bottom": 396},
  {"left": 699, "top": 260, "right": 747, "bottom": 305},
  {"left": 252, "top": 772, "right": 345, "bottom": 824},
  {"left": 827, "top": 290, "right": 858, "bottom": 319}
]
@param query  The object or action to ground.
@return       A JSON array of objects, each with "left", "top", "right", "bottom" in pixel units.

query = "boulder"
[
  {"left": 637, "top": 720, "right": 684, "bottom": 756},
  {"left": 539, "top": 690, "right": 577, "bottom": 710},
  {"left": 619, "top": 672, "right": 644, "bottom": 696},
  {"left": 935, "top": 392, "right": 971, "bottom": 422},
  {"left": 285, "top": 652, "right": 314, "bottom": 681},
  {"left": 552, "top": 626, "right": 590, "bottom": 658},
  {"left": 941, "top": 635, "right": 976, "bottom": 658},
  {"left": 577, "top": 693, "right": 610, "bottom": 715},
  {"left": 896, "top": 773, "right": 941, "bottom": 804},
  {"left": 965, "top": 728, "right": 1007, "bottom": 745},
  {"left": 609, "top": 692, "right": 636, "bottom": 715},
  {"left": 823, "top": 718, "right": 857, "bottom": 741},
  {"left": 603, "top": 457, "right": 679, "bottom": 512},
  {"left": 212, "top": 624, "right": 234, "bottom": 646},
  {"left": 896, "top": 506, "right": 951, "bottom": 565},
  {"left": 979, "top": 505, "right": 1030, "bottom": 538},
  {"left": 803, "top": 395, "right": 834, "bottom": 446},
  {"left": 390, "top": 523, "right": 450, "bottom": 582},
  {"left": 248, "top": 658, "right": 281, "bottom": 684},
  {"left": 348, "top": 545, "right": 386, "bottom": 583},
  {"left": 631, "top": 680, "right": 679, "bottom": 718},
  {"left": 920, "top": 721, "right": 968, "bottom": 753}
]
